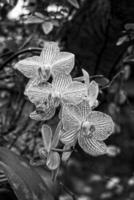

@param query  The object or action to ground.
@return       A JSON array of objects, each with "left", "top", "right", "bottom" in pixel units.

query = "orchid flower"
[
  {"left": 39, "top": 123, "right": 61, "bottom": 170},
  {"left": 14, "top": 41, "right": 74, "bottom": 82},
  {"left": 25, "top": 73, "right": 87, "bottom": 121},
  {"left": 60, "top": 100, "right": 115, "bottom": 156}
]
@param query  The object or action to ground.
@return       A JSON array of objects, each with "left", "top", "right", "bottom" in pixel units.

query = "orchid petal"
[
  {"left": 30, "top": 111, "right": 44, "bottom": 121},
  {"left": 62, "top": 104, "right": 81, "bottom": 131},
  {"left": 52, "top": 121, "right": 62, "bottom": 148},
  {"left": 62, "top": 145, "right": 72, "bottom": 162},
  {"left": 52, "top": 73, "right": 71, "bottom": 93},
  {"left": 82, "top": 68, "right": 90, "bottom": 86},
  {"left": 78, "top": 99, "right": 91, "bottom": 120},
  {"left": 87, "top": 111, "right": 114, "bottom": 141},
  {"left": 88, "top": 81, "right": 99, "bottom": 107},
  {"left": 41, "top": 124, "right": 52, "bottom": 152},
  {"left": 46, "top": 152, "right": 60, "bottom": 170},
  {"left": 40, "top": 42, "right": 59, "bottom": 66},
  {"left": 60, "top": 129, "right": 78, "bottom": 146},
  {"left": 14, "top": 56, "right": 41, "bottom": 78},
  {"left": 78, "top": 134, "right": 107, "bottom": 156},
  {"left": 52, "top": 52, "right": 74, "bottom": 75},
  {"left": 63, "top": 81, "right": 87, "bottom": 104},
  {"left": 30, "top": 104, "right": 56, "bottom": 121},
  {"left": 25, "top": 83, "right": 52, "bottom": 106}
]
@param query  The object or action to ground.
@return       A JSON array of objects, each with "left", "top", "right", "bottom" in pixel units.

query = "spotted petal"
[
  {"left": 62, "top": 104, "right": 81, "bottom": 131},
  {"left": 87, "top": 111, "right": 114, "bottom": 141},
  {"left": 63, "top": 81, "right": 87, "bottom": 104},
  {"left": 78, "top": 133, "right": 107, "bottom": 156},
  {"left": 52, "top": 73, "right": 71, "bottom": 93},
  {"left": 60, "top": 128, "right": 78, "bottom": 146},
  {"left": 52, "top": 52, "right": 75, "bottom": 75},
  {"left": 78, "top": 99, "right": 91, "bottom": 120},
  {"left": 14, "top": 56, "right": 41, "bottom": 78},
  {"left": 41, "top": 124, "right": 52, "bottom": 152},
  {"left": 25, "top": 83, "right": 52, "bottom": 106},
  {"left": 88, "top": 81, "right": 99, "bottom": 107},
  {"left": 40, "top": 42, "right": 59, "bottom": 66}
]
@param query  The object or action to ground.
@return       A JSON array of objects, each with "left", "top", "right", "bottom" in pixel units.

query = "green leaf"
[
  {"left": 67, "top": 0, "right": 80, "bottom": 9},
  {"left": 0, "top": 147, "right": 54, "bottom": 200}
]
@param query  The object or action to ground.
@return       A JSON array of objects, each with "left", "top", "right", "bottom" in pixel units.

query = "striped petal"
[
  {"left": 25, "top": 83, "right": 52, "bottom": 106},
  {"left": 41, "top": 124, "right": 52, "bottom": 152},
  {"left": 88, "top": 81, "right": 99, "bottom": 107},
  {"left": 78, "top": 99, "right": 91, "bottom": 120},
  {"left": 60, "top": 129, "right": 78, "bottom": 146},
  {"left": 52, "top": 52, "right": 74, "bottom": 75},
  {"left": 63, "top": 81, "right": 87, "bottom": 104},
  {"left": 40, "top": 42, "right": 59, "bottom": 66},
  {"left": 78, "top": 133, "right": 107, "bottom": 156},
  {"left": 87, "top": 111, "right": 114, "bottom": 141},
  {"left": 62, "top": 104, "right": 81, "bottom": 131},
  {"left": 14, "top": 56, "right": 41, "bottom": 78},
  {"left": 52, "top": 121, "right": 62, "bottom": 148},
  {"left": 52, "top": 73, "right": 71, "bottom": 94},
  {"left": 30, "top": 105, "right": 55, "bottom": 121}
]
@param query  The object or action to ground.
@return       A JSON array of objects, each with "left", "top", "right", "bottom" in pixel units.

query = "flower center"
[
  {"left": 82, "top": 121, "right": 95, "bottom": 138},
  {"left": 38, "top": 66, "right": 50, "bottom": 81}
]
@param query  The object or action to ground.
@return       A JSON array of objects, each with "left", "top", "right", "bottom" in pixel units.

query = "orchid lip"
[{"left": 81, "top": 121, "right": 95, "bottom": 138}]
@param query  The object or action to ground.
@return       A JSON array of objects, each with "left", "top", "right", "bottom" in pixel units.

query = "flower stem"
[{"left": 51, "top": 148, "right": 72, "bottom": 153}]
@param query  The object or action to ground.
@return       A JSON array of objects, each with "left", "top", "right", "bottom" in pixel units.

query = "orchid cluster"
[{"left": 14, "top": 41, "right": 116, "bottom": 171}]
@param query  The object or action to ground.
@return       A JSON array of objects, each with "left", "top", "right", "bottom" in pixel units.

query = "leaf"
[
  {"left": 42, "top": 22, "right": 54, "bottom": 35},
  {"left": 67, "top": 0, "right": 80, "bottom": 9},
  {"left": 0, "top": 147, "right": 54, "bottom": 200}
]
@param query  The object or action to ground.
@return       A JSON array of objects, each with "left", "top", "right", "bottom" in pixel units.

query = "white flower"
[
  {"left": 25, "top": 73, "right": 87, "bottom": 121},
  {"left": 60, "top": 100, "right": 115, "bottom": 156},
  {"left": 14, "top": 41, "right": 74, "bottom": 81}
]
